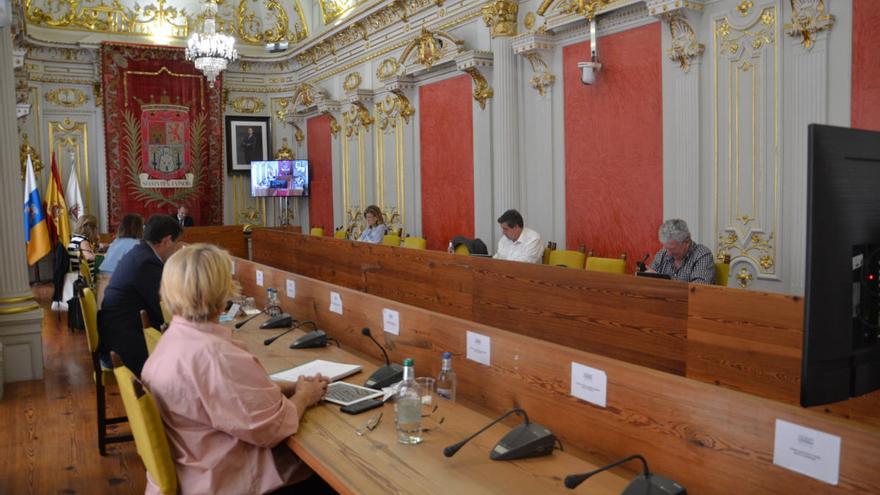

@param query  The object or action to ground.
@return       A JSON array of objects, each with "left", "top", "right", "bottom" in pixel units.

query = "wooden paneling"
[
  {"left": 687, "top": 284, "right": 804, "bottom": 402},
  {"left": 235, "top": 259, "right": 880, "bottom": 495},
  {"left": 180, "top": 225, "right": 248, "bottom": 259}
]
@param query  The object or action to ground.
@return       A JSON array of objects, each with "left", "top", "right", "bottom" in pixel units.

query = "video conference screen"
[{"left": 250, "top": 160, "right": 309, "bottom": 197}]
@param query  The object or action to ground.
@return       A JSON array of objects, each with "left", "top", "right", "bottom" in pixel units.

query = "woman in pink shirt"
[{"left": 142, "top": 244, "right": 331, "bottom": 494}]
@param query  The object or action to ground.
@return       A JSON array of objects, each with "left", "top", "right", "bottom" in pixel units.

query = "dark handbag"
[{"left": 67, "top": 277, "right": 87, "bottom": 332}]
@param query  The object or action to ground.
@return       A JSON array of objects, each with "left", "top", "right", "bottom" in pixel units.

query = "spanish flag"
[
  {"left": 45, "top": 153, "right": 71, "bottom": 247},
  {"left": 23, "top": 155, "right": 51, "bottom": 265}
]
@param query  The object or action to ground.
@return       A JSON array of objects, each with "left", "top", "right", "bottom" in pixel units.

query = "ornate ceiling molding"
[
  {"left": 481, "top": 0, "right": 518, "bottom": 38},
  {"left": 228, "top": 95, "right": 266, "bottom": 114},
  {"left": 44, "top": 87, "right": 89, "bottom": 107}
]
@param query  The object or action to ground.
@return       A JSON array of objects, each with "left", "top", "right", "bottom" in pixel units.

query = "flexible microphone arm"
[
  {"left": 636, "top": 253, "right": 650, "bottom": 272},
  {"left": 263, "top": 319, "right": 307, "bottom": 346},
  {"left": 443, "top": 408, "right": 530, "bottom": 458},
  {"left": 235, "top": 309, "right": 264, "bottom": 330},
  {"left": 564, "top": 454, "right": 650, "bottom": 489},
  {"left": 361, "top": 327, "right": 390, "bottom": 366}
]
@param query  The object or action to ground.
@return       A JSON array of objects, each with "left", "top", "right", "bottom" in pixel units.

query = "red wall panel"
[
  {"left": 563, "top": 23, "right": 663, "bottom": 270},
  {"left": 853, "top": 0, "right": 880, "bottom": 131},
  {"left": 307, "top": 115, "right": 334, "bottom": 232},
  {"left": 419, "top": 75, "right": 475, "bottom": 250}
]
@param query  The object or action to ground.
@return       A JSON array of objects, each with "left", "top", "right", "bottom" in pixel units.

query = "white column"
[
  {"left": 491, "top": 35, "right": 521, "bottom": 219},
  {"left": 0, "top": 26, "right": 45, "bottom": 382}
]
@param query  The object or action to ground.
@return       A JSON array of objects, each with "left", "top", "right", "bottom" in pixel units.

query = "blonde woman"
[
  {"left": 141, "top": 244, "right": 332, "bottom": 495},
  {"left": 357, "top": 204, "right": 388, "bottom": 244},
  {"left": 67, "top": 214, "right": 100, "bottom": 275}
]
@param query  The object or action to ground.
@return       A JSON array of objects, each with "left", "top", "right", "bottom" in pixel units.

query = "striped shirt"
[
  {"left": 67, "top": 234, "right": 95, "bottom": 275},
  {"left": 650, "top": 242, "right": 716, "bottom": 284}
]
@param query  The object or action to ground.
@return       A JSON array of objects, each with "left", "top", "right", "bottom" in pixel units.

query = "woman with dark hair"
[
  {"left": 97, "top": 213, "right": 144, "bottom": 304},
  {"left": 357, "top": 205, "right": 388, "bottom": 244}
]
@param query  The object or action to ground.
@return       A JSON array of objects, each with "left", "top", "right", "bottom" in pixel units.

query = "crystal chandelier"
[{"left": 185, "top": 0, "right": 238, "bottom": 88}]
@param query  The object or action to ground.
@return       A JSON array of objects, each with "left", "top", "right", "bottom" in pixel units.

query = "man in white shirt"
[{"left": 493, "top": 209, "right": 544, "bottom": 264}]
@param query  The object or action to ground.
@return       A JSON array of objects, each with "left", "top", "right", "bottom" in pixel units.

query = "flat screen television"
[
  {"left": 250, "top": 160, "right": 309, "bottom": 197},
  {"left": 802, "top": 124, "right": 880, "bottom": 406}
]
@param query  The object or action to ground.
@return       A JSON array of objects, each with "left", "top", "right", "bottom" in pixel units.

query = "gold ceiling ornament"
[
  {"left": 736, "top": 0, "right": 753, "bottom": 17},
  {"left": 291, "top": 82, "right": 326, "bottom": 111},
  {"left": 44, "top": 87, "right": 89, "bottom": 108},
  {"left": 274, "top": 136, "right": 294, "bottom": 159},
  {"left": 784, "top": 0, "right": 834, "bottom": 50},
  {"left": 342, "top": 101, "right": 373, "bottom": 138},
  {"left": 523, "top": 11, "right": 536, "bottom": 30},
  {"left": 481, "top": 0, "right": 518, "bottom": 38},
  {"left": 323, "top": 112, "right": 341, "bottom": 136},
  {"left": 376, "top": 58, "right": 401, "bottom": 81},
  {"left": 343, "top": 72, "right": 363, "bottom": 92},
  {"left": 523, "top": 53, "right": 555, "bottom": 96},
  {"left": 236, "top": 0, "right": 308, "bottom": 44},
  {"left": 536, "top": 0, "right": 616, "bottom": 21},
  {"left": 229, "top": 95, "right": 266, "bottom": 113},
  {"left": 463, "top": 67, "right": 493, "bottom": 110},
  {"left": 662, "top": 11, "right": 704, "bottom": 73},
  {"left": 19, "top": 134, "right": 44, "bottom": 181},
  {"left": 398, "top": 28, "right": 464, "bottom": 70},
  {"left": 24, "top": 0, "right": 189, "bottom": 37},
  {"left": 318, "top": 0, "right": 363, "bottom": 25},
  {"left": 375, "top": 91, "right": 415, "bottom": 130},
  {"left": 273, "top": 97, "right": 294, "bottom": 122}
]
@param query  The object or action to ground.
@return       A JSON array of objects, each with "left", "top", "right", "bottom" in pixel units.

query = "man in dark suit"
[
  {"left": 99, "top": 215, "right": 183, "bottom": 376},
  {"left": 177, "top": 205, "right": 194, "bottom": 227}
]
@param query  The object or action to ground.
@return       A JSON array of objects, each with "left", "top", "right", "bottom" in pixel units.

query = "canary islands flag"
[{"left": 24, "top": 155, "right": 51, "bottom": 265}]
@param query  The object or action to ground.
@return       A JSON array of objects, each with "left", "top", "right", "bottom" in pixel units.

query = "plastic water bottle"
[
  {"left": 266, "top": 288, "right": 280, "bottom": 316},
  {"left": 436, "top": 352, "right": 457, "bottom": 401},
  {"left": 395, "top": 358, "right": 423, "bottom": 445}
]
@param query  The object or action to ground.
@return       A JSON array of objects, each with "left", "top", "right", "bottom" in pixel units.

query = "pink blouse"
[{"left": 141, "top": 317, "right": 309, "bottom": 494}]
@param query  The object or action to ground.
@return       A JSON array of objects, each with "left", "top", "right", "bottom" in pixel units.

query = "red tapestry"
[{"left": 101, "top": 42, "right": 224, "bottom": 228}]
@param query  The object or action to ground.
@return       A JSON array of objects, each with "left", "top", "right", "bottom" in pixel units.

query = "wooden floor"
[{"left": 0, "top": 284, "right": 146, "bottom": 495}]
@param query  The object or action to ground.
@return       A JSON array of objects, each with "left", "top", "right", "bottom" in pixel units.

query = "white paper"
[
  {"left": 383, "top": 308, "right": 400, "bottom": 335},
  {"left": 466, "top": 331, "right": 491, "bottom": 366},
  {"left": 773, "top": 419, "right": 841, "bottom": 485},
  {"left": 224, "top": 303, "right": 240, "bottom": 321},
  {"left": 286, "top": 279, "right": 296, "bottom": 299},
  {"left": 270, "top": 359, "right": 362, "bottom": 383},
  {"left": 256, "top": 269, "right": 264, "bottom": 287},
  {"left": 329, "top": 291, "right": 343, "bottom": 315},
  {"left": 570, "top": 362, "right": 607, "bottom": 408}
]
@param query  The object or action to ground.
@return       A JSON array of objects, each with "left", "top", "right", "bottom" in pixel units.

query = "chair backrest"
[
  {"left": 80, "top": 287, "right": 100, "bottom": 353},
  {"left": 382, "top": 234, "right": 401, "bottom": 247},
  {"left": 542, "top": 247, "right": 552, "bottom": 265},
  {"left": 403, "top": 237, "right": 427, "bottom": 250},
  {"left": 334, "top": 229, "right": 347, "bottom": 239},
  {"left": 454, "top": 243, "right": 470, "bottom": 256},
  {"left": 714, "top": 254, "right": 732, "bottom": 286},
  {"left": 585, "top": 256, "right": 627, "bottom": 274},
  {"left": 112, "top": 354, "right": 178, "bottom": 495},
  {"left": 309, "top": 227, "right": 324, "bottom": 237},
  {"left": 143, "top": 327, "right": 162, "bottom": 355},
  {"left": 548, "top": 250, "right": 586, "bottom": 269},
  {"left": 79, "top": 257, "right": 93, "bottom": 287}
]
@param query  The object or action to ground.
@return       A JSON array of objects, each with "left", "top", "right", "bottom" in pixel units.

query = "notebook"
[{"left": 270, "top": 359, "right": 362, "bottom": 383}]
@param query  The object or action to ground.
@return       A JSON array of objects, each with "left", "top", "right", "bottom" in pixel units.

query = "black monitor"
[{"left": 802, "top": 124, "right": 880, "bottom": 407}]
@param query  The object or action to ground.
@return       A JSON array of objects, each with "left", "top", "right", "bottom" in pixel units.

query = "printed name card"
[
  {"left": 286, "top": 279, "right": 296, "bottom": 299},
  {"left": 570, "top": 362, "right": 607, "bottom": 408},
  {"left": 329, "top": 291, "right": 343, "bottom": 315},
  {"left": 383, "top": 309, "right": 400, "bottom": 335},
  {"left": 773, "top": 419, "right": 841, "bottom": 485},
  {"left": 466, "top": 331, "right": 491, "bottom": 366},
  {"left": 256, "top": 269, "right": 264, "bottom": 287},
  {"left": 231, "top": 261, "right": 236, "bottom": 275}
]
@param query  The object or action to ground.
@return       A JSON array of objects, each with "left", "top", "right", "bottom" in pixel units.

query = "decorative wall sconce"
[{"left": 577, "top": 19, "right": 602, "bottom": 85}]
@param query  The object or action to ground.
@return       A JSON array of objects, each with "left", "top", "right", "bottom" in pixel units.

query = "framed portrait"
[{"left": 226, "top": 116, "right": 271, "bottom": 174}]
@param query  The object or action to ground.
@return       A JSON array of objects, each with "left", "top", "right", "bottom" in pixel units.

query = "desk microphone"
[
  {"left": 636, "top": 253, "right": 650, "bottom": 272},
  {"left": 235, "top": 310, "right": 264, "bottom": 329},
  {"left": 564, "top": 454, "right": 686, "bottom": 494},
  {"left": 443, "top": 408, "right": 558, "bottom": 461},
  {"left": 263, "top": 318, "right": 301, "bottom": 345},
  {"left": 361, "top": 327, "right": 403, "bottom": 389}
]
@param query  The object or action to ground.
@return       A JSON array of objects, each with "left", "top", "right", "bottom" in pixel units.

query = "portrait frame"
[{"left": 225, "top": 115, "right": 271, "bottom": 174}]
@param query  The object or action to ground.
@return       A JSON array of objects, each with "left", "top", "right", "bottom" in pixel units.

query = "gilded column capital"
[
  {"left": 648, "top": 1, "right": 705, "bottom": 73},
  {"left": 482, "top": 0, "right": 519, "bottom": 38}
]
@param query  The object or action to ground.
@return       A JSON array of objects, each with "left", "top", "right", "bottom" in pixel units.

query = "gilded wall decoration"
[
  {"left": 481, "top": 0, "right": 518, "bottom": 38},
  {"left": 398, "top": 28, "right": 464, "bottom": 70},
  {"left": 236, "top": 0, "right": 308, "bottom": 44},
  {"left": 537, "top": 0, "right": 619, "bottom": 21},
  {"left": 713, "top": 6, "right": 779, "bottom": 284},
  {"left": 376, "top": 58, "right": 402, "bottom": 81},
  {"left": 48, "top": 118, "right": 91, "bottom": 214},
  {"left": 523, "top": 11, "right": 536, "bottom": 30},
  {"left": 229, "top": 95, "right": 266, "bottom": 114},
  {"left": 374, "top": 92, "right": 412, "bottom": 228},
  {"left": 737, "top": 0, "right": 753, "bottom": 16},
  {"left": 342, "top": 101, "right": 373, "bottom": 138},
  {"left": 784, "top": 0, "right": 834, "bottom": 50},
  {"left": 375, "top": 92, "right": 415, "bottom": 130},
  {"left": 324, "top": 112, "right": 341, "bottom": 136},
  {"left": 463, "top": 67, "right": 493, "bottom": 109},
  {"left": 272, "top": 97, "right": 295, "bottom": 122},
  {"left": 318, "top": 0, "right": 366, "bottom": 25},
  {"left": 343, "top": 72, "right": 363, "bottom": 92},
  {"left": 274, "top": 136, "right": 294, "bottom": 159},
  {"left": 19, "top": 134, "right": 44, "bottom": 180},
  {"left": 44, "top": 87, "right": 89, "bottom": 108},
  {"left": 524, "top": 53, "right": 555, "bottom": 96},
  {"left": 662, "top": 11, "right": 704, "bottom": 72}
]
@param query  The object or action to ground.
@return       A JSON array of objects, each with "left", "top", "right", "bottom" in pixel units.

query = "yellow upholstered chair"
[
  {"left": 585, "top": 254, "right": 627, "bottom": 274},
  {"left": 111, "top": 353, "right": 178, "bottom": 495},
  {"left": 334, "top": 229, "right": 348, "bottom": 239},
  {"left": 548, "top": 250, "right": 586, "bottom": 269},
  {"left": 80, "top": 288, "right": 132, "bottom": 455},
  {"left": 454, "top": 244, "right": 470, "bottom": 256},
  {"left": 309, "top": 227, "right": 324, "bottom": 236},
  {"left": 140, "top": 310, "right": 163, "bottom": 355},
  {"left": 403, "top": 237, "right": 427, "bottom": 250},
  {"left": 79, "top": 257, "right": 93, "bottom": 288},
  {"left": 382, "top": 234, "right": 402, "bottom": 247},
  {"left": 715, "top": 254, "right": 732, "bottom": 287}
]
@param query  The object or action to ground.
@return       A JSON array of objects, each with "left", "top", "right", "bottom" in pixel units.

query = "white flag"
[{"left": 65, "top": 169, "right": 85, "bottom": 221}]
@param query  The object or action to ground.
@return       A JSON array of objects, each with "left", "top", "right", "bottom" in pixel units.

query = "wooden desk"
[{"left": 234, "top": 319, "right": 629, "bottom": 495}]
